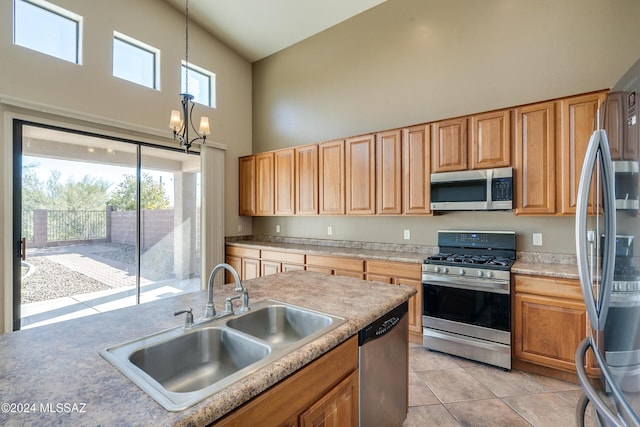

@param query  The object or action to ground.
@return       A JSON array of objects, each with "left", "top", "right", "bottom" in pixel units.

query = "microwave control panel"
[{"left": 492, "top": 177, "right": 513, "bottom": 201}]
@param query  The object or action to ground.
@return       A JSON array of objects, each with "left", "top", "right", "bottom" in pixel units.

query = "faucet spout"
[{"left": 203, "top": 263, "right": 244, "bottom": 319}]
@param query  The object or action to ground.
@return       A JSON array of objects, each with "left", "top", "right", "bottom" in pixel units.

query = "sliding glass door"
[{"left": 13, "top": 121, "right": 201, "bottom": 330}]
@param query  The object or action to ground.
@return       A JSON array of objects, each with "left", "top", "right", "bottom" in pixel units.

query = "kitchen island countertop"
[{"left": 0, "top": 271, "right": 415, "bottom": 426}]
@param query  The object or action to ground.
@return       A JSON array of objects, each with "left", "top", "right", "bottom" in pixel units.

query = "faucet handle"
[
  {"left": 240, "top": 288, "right": 250, "bottom": 312},
  {"left": 224, "top": 295, "right": 241, "bottom": 315},
  {"left": 174, "top": 308, "right": 194, "bottom": 328}
]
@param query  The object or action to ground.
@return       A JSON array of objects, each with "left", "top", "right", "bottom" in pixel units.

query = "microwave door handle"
[{"left": 486, "top": 168, "right": 493, "bottom": 208}]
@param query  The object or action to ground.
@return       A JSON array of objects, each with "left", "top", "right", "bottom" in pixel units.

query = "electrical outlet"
[
  {"left": 403, "top": 229, "right": 411, "bottom": 240},
  {"left": 327, "top": 226, "right": 333, "bottom": 236},
  {"left": 533, "top": 232, "right": 543, "bottom": 246},
  {"left": 276, "top": 224, "right": 281, "bottom": 233},
  {"left": 237, "top": 224, "right": 243, "bottom": 233}
]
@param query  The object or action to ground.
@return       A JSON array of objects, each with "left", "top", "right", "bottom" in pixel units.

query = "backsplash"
[{"left": 226, "top": 235, "right": 576, "bottom": 265}]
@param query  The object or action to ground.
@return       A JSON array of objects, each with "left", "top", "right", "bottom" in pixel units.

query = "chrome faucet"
[{"left": 203, "top": 263, "right": 250, "bottom": 319}]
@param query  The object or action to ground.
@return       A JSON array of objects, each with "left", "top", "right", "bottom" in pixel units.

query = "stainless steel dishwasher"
[{"left": 358, "top": 301, "right": 408, "bottom": 427}]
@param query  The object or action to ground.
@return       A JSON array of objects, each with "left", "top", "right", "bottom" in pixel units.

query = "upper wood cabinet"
[
  {"left": 295, "top": 144, "right": 319, "bottom": 215},
  {"left": 469, "top": 109, "right": 511, "bottom": 169},
  {"left": 319, "top": 140, "right": 345, "bottom": 215},
  {"left": 432, "top": 118, "right": 468, "bottom": 173},
  {"left": 514, "top": 102, "right": 557, "bottom": 215},
  {"left": 402, "top": 124, "right": 431, "bottom": 215},
  {"left": 239, "top": 155, "right": 256, "bottom": 216},
  {"left": 274, "top": 149, "right": 295, "bottom": 215},
  {"left": 376, "top": 130, "right": 402, "bottom": 214},
  {"left": 558, "top": 91, "right": 606, "bottom": 215},
  {"left": 255, "top": 152, "right": 275, "bottom": 216},
  {"left": 346, "top": 134, "right": 376, "bottom": 215}
]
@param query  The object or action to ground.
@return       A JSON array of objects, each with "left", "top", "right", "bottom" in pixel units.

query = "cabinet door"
[
  {"left": 261, "top": 260, "right": 281, "bottom": 277},
  {"left": 275, "top": 149, "right": 295, "bottom": 215},
  {"left": 346, "top": 134, "right": 375, "bottom": 215},
  {"left": 559, "top": 92, "right": 605, "bottom": 215},
  {"left": 299, "top": 371, "right": 359, "bottom": 427},
  {"left": 432, "top": 118, "right": 468, "bottom": 172},
  {"left": 239, "top": 156, "right": 256, "bottom": 216},
  {"left": 225, "top": 255, "right": 242, "bottom": 285},
  {"left": 470, "top": 109, "right": 511, "bottom": 169},
  {"left": 376, "top": 130, "right": 402, "bottom": 214},
  {"left": 295, "top": 145, "right": 319, "bottom": 215},
  {"left": 514, "top": 102, "right": 556, "bottom": 214},
  {"left": 255, "top": 152, "right": 275, "bottom": 216},
  {"left": 513, "top": 292, "right": 587, "bottom": 372},
  {"left": 319, "top": 140, "right": 345, "bottom": 215},
  {"left": 397, "top": 277, "right": 422, "bottom": 336},
  {"left": 242, "top": 258, "right": 260, "bottom": 280},
  {"left": 402, "top": 125, "right": 431, "bottom": 215}
]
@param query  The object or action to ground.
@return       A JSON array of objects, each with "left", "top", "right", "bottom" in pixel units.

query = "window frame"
[
  {"left": 13, "top": 0, "right": 83, "bottom": 64},
  {"left": 181, "top": 61, "right": 216, "bottom": 109},
  {"left": 112, "top": 31, "right": 161, "bottom": 90}
]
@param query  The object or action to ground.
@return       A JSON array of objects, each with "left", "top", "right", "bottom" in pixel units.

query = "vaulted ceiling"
[{"left": 163, "top": 0, "right": 387, "bottom": 62}]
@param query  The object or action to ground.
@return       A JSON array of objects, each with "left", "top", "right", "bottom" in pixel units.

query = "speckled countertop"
[
  {"left": 0, "top": 271, "right": 415, "bottom": 427},
  {"left": 226, "top": 239, "right": 580, "bottom": 279}
]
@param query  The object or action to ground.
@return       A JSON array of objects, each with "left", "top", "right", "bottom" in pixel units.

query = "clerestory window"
[{"left": 13, "top": 0, "right": 82, "bottom": 64}]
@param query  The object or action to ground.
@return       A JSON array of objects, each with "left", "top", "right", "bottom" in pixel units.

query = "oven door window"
[{"left": 423, "top": 283, "right": 510, "bottom": 332}]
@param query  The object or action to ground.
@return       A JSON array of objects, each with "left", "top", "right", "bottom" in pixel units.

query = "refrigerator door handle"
[
  {"left": 575, "top": 129, "right": 616, "bottom": 331},
  {"left": 576, "top": 337, "right": 640, "bottom": 427}
]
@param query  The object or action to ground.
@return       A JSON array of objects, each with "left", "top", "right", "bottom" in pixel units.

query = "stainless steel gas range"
[{"left": 422, "top": 230, "right": 516, "bottom": 370}]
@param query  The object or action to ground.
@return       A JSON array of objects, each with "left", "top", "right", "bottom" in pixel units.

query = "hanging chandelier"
[{"left": 169, "top": 0, "right": 210, "bottom": 151}]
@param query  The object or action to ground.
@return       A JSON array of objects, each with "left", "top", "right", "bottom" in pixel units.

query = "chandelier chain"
[{"left": 184, "top": 0, "right": 189, "bottom": 95}]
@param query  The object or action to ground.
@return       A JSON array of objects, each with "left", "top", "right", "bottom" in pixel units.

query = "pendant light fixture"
[{"left": 169, "top": 0, "right": 210, "bottom": 151}]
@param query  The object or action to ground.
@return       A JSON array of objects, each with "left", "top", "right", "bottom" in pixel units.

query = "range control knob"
[
  {"left": 459, "top": 269, "right": 465, "bottom": 275},
  {"left": 486, "top": 271, "right": 493, "bottom": 278},
  {"left": 477, "top": 271, "right": 483, "bottom": 277},
  {"left": 442, "top": 267, "right": 449, "bottom": 274},
  {"left": 434, "top": 266, "right": 440, "bottom": 273}
]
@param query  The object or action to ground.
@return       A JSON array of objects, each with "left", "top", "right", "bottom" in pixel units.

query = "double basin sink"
[{"left": 100, "top": 299, "right": 345, "bottom": 411}]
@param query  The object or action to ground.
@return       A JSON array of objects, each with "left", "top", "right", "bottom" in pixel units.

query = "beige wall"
[
  {"left": 250, "top": 0, "right": 640, "bottom": 252},
  {"left": 0, "top": 0, "right": 253, "bottom": 332}
]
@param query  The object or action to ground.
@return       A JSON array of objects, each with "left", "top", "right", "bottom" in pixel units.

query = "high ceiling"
[{"left": 163, "top": 0, "right": 387, "bottom": 62}]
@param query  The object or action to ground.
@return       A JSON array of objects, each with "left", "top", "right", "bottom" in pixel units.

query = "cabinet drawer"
[
  {"left": 226, "top": 245, "right": 261, "bottom": 259},
  {"left": 261, "top": 250, "right": 305, "bottom": 265},
  {"left": 513, "top": 274, "right": 583, "bottom": 301},
  {"left": 306, "top": 255, "right": 364, "bottom": 272},
  {"left": 366, "top": 260, "right": 420, "bottom": 278}
]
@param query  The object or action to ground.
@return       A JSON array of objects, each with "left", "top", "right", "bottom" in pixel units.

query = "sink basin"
[
  {"left": 129, "top": 327, "right": 270, "bottom": 393},
  {"left": 226, "top": 304, "right": 334, "bottom": 346},
  {"left": 100, "top": 299, "right": 345, "bottom": 411}
]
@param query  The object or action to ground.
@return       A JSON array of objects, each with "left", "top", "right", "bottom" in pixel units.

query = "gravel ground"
[{"left": 21, "top": 257, "right": 111, "bottom": 304}]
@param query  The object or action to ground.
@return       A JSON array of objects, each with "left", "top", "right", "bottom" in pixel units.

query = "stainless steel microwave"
[{"left": 430, "top": 167, "right": 513, "bottom": 211}]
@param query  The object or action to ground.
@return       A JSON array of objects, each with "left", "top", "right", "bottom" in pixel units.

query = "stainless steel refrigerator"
[{"left": 576, "top": 57, "right": 640, "bottom": 426}]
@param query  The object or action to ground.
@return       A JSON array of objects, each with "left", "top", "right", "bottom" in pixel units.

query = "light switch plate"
[
  {"left": 403, "top": 229, "right": 411, "bottom": 240},
  {"left": 327, "top": 226, "right": 333, "bottom": 236},
  {"left": 533, "top": 232, "right": 543, "bottom": 246},
  {"left": 276, "top": 224, "right": 281, "bottom": 233}
]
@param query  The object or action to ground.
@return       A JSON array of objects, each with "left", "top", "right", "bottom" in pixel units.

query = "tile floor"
[{"left": 403, "top": 342, "right": 596, "bottom": 426}]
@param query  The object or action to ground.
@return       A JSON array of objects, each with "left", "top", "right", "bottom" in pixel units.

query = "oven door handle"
[{"left": 422, "top": 275, "right": 509, "bottom": 294}]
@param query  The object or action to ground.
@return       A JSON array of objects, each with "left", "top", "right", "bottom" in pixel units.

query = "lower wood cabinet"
[
  {"left": 213, "top": 336, "right": 358, "bottom": 426},
  {"left": 224, "top": 245, "right": 422, "bottom": 341},
  {"left": 512, "top": 274, "right": 597, "bottom": 378},
  {"left": 225, "top": 246, "right": 260, "bottom": 282},
  {"left": 306, "top": 254, "right": 365, "bottom": 279},
  {"left": 366, "top": 260, "right": 422, "bottom": 342},
  {"left": 260, "top": 250, "right": 306, "bottom": 277}
]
